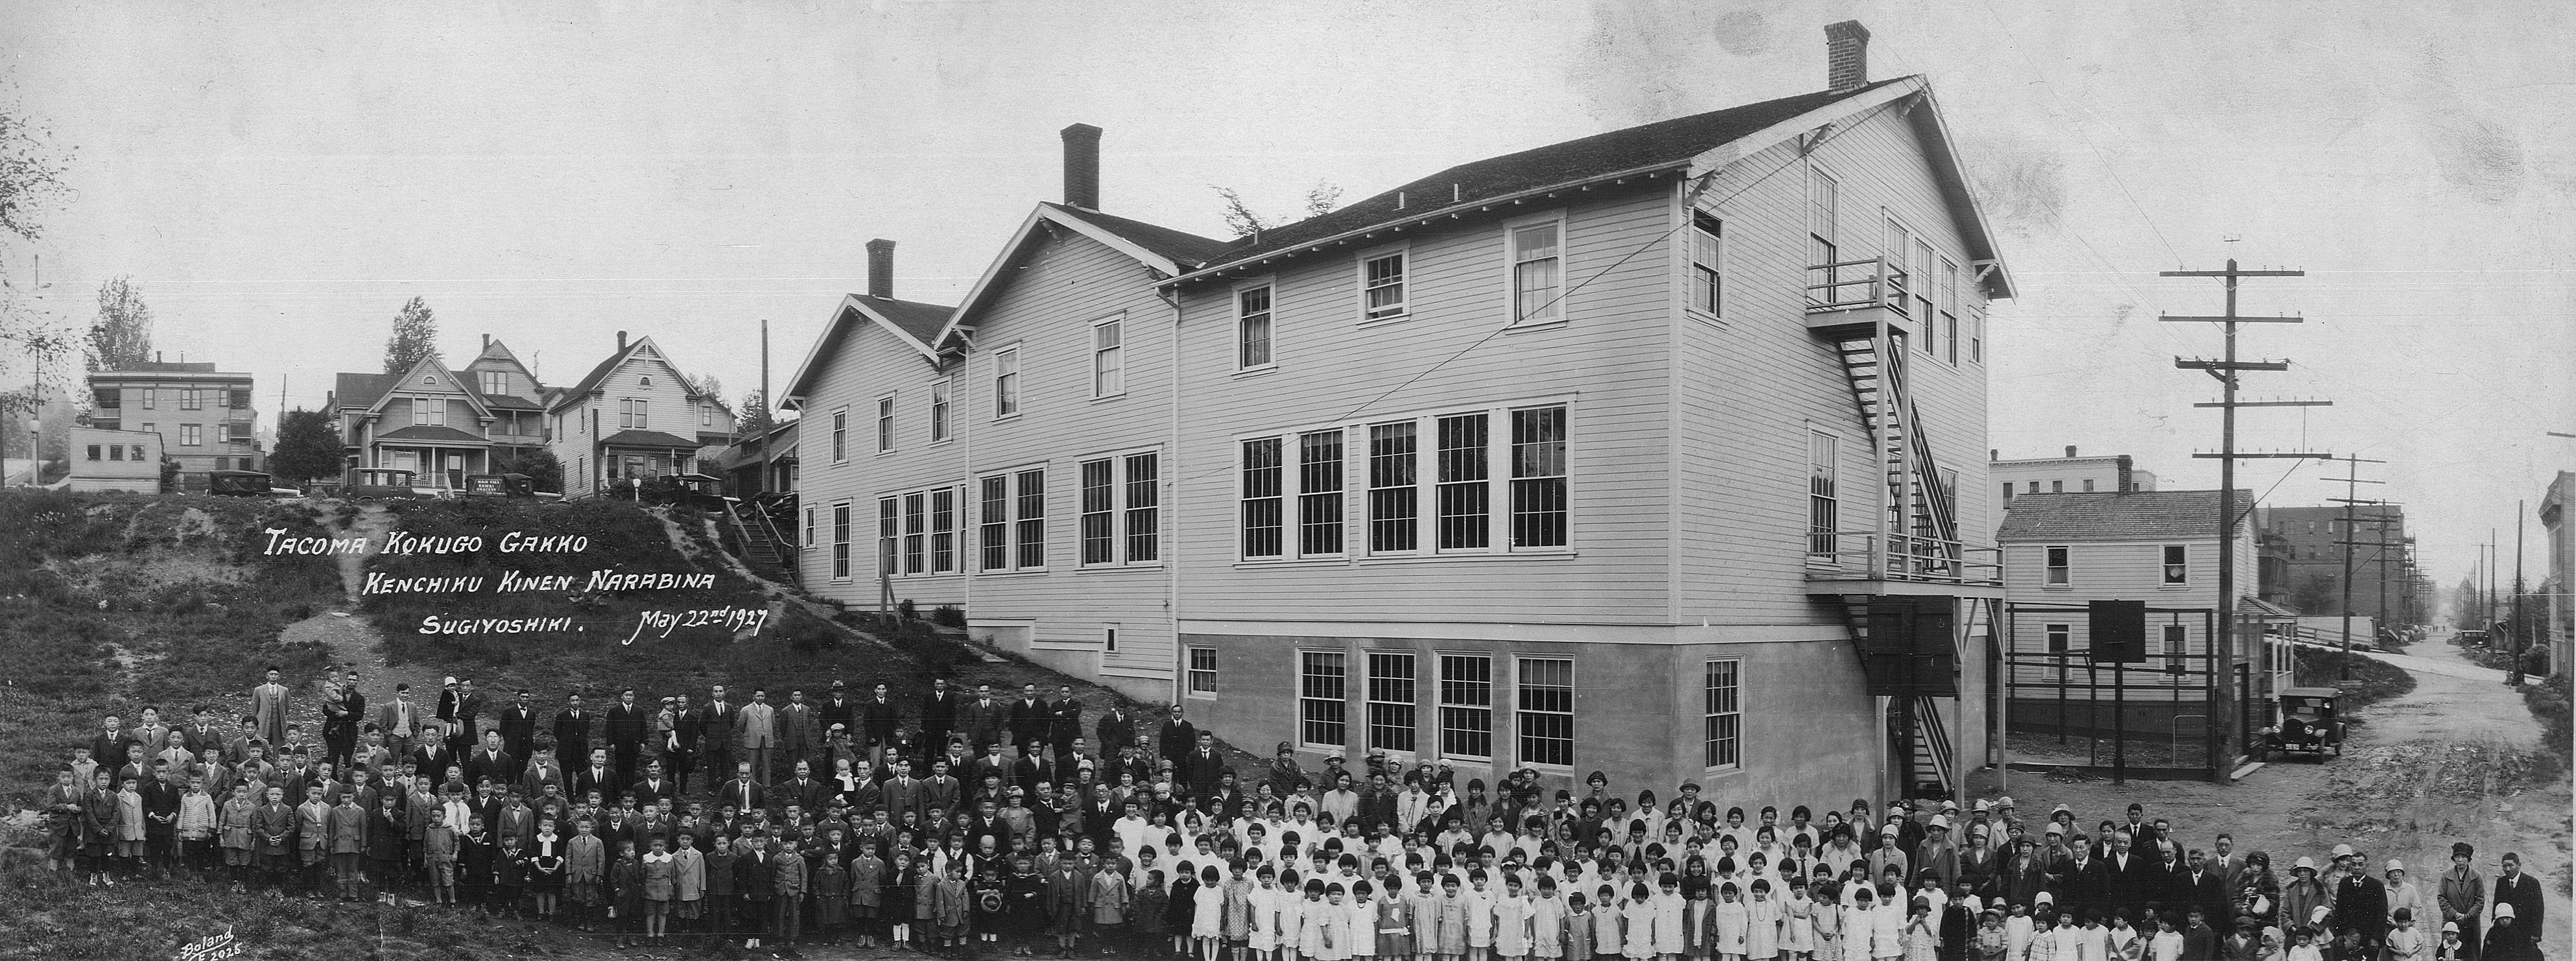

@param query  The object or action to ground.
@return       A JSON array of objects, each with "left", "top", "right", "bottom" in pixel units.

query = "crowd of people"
[{"left": 29, "top": 665, "right": 2554, "bottom": 961}]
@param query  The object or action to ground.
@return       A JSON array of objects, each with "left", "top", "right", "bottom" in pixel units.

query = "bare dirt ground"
[{"left": 1967, "top": 632, "right": 2571, "bottom": 959}]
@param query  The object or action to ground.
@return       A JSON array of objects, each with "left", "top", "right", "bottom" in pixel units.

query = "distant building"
[
  {"left": 67, "top": 427, "right": 164, "bottom": 493},
  {"left": 544, "top": 331, "right": 735, "bottom": 497},
  {"left": 460, "top": 337, "right": 552, "bottom": 467},
  {"left": 325, "top": 337, "right": 560, "bottom": 492},
  {"left": 1989, "top": 447, "right": 2155, "bottom": 534},
  {"left": 2258, "top": 504, "right": 2410, "bottom": 624},
  {"left": 717, "top": 418, "right": 798, "bottom": 499},
  {"left": 87, "top": 360, "right": 260, "bottom": 475},
  {"left": 2542, "top": 471, "right": 2572, "bottom": 678}
]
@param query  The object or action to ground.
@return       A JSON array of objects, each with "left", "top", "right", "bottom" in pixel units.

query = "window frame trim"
[
  {"left": 1229, "top": 396, "right": 1579, "bottom": 565},
  {"left": 1090, "top": 311, "right": 1129, "bottom": 401},
  {"left": 928, "top": 375, "right": 954, "bottom": 445},
  {"left": 990, "top": 344, "right": 1023, "bottom": 422},
  {"left": 2159, "top": 543, "right": 2191, "bottom": 589},
  {"left": 1686, "top": 206, "right": 1727, "bottom": 324},
  {"left": 1355, "top": 243, "right": 1413, "bottom": 327},
  {"left": 1511, "top": 654, "right": 1577, "bottom": 772},
  {"left": 1074, "top": 446, "right": 1166, "bottom": 569},
  {"left": 1701, "top": 656, "right": 1745, "bottom": 773},
  {"left": 1500, "top": 208, "right": 1571, "bottom": 331},
  {"left": 1432, "top": 650, "right": 1496, "bottom": 764},
  {"left": 1295, "top": 647, "right": 1351, "bottom": 751},
  {"left": 2043, "top": 544, "right": 2073, "bottom": 588},
  {"left": 1184, "top": 645, "right": 1220, "bottom": 700},
  {"left": 1233, "top": 279, "right": 1279, "bottom": 374},
  {"left": 875, "top": 392, "right": 899, "bottom": 455}
]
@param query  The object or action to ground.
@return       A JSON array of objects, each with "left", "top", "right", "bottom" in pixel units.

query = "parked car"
[
  {"left": 2260, "top": 687, "right": 2345, "bottom": 760},
  {"left": 462, "top": 472, "right": 563, "bottom": 502},
  {"left": 632, "top": 473, "right": 733, "bottom": 512},
  {"left": 340, "top": 468, "right": 440, "bottom": 501},
  {"left": 209, "top": 469, "right": 300, "bottom": 498}
]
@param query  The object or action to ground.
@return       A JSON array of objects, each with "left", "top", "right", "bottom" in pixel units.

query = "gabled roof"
[
  {"left": 333, "top": 373, "right": 397, "bottom": 412},
  {"left": 333, "top": 355, "right": 493, "bottom": 423},
  {"left": 550, "top": 335, "right": 710, "bottom": 412},
  {"left": 377, "top": 425, "right": 490, "bottom": 444},
  {"left": 1997, "top": 490, "right": 2256, "bottom": 543},
  {"left": 1168, "top": 75, "right": 2011, "bottom": 299},
  {"left": 598, "top": 429, "right": 704, "bottom": 449},
  {"left": 473, "top": 338, "right": 525, "bottom": 364},
  {"left": 931, "top": 203, "right": 1229, "bottom": 348},
  {"left": 779, "top": 292, "right": 958, "bottom": 409}
]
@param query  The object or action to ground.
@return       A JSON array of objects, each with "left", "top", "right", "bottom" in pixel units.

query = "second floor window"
[
  {"left": 182, "top": 389, "right": 202, "bottom": 410},
  {"left": 1299, "top": 431, "right": 1345, "bottom": 556},
  {"left": 1511, "top": 222, "right": 1562, "bottom": 324},
  {"left": 415, "top": 399, "right": 446, "bottom": 427},
  {"left": 1241, "top": 438, "right": 1284, "bottom": 559},
  {"left": 2162, "top": 545, "right": 2188, "bottom": 586},
  {"left": 1808, "top": 431, "right": 1839, "bottom": 558},
  {"left": 877, "top": 396, "right": 895, "bottom": 453},
  {"left": 1093, "top": 320, "right": 1124, "bottom": 397},
  {"left": 1362, "top": 252, "right": 1406, "bottom": 320},
  {"left": 993, "top": 348, "right": 1020, "bottom": 418},
  {"left": 930, "top": 378, "right": 951, "bottom": 443},
  {"left": 480, "top": 371, "right": 508, "bottom": 396},
  {"left": 1690, "top": 211, "right": 1723, "bottom": 316},
  {"left": 2046, "top": 545, "right": 2071, "bottom": 586},
  {"left": 180, "top": 424, "right": 201, "bottom": 446},
  {"left": 830, "top": 410, "right": 848, "bottom": 461},
  {"left": 1238, "top": 286, "right": 1273, "bottom": 370},
  {"left": 617, "top": 399, "right": 646, "bottom": 429}
]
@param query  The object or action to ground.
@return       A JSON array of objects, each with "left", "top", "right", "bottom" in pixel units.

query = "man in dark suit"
[
  {"left": 497, "top": 689, "right": 539, "bottom": 763},
  {"left": 2184, "top": 848, "right": 2233, "bottom": 930},
  {"left": 447, "top": 679, "right": 486, "bottom": 758},
  {"left": 716, "top": 759, "right": 765, "bottom": 817},
  {"left": 916, "top": 678, "right": 957, "bottom": 755},
  {"left": 1011, "top": 740, "right": 1055, "bottom": 797},
  {"left": 2101, "top": 830, "right": 2153, "bottom": 920},
  {"left": 818, "top": 682, "right": 857, "bottom": 752},
  {"left": 881, "top": 757, "right": 925, "bottom": 827},
  {"left": 551, "top": 693, "right": 593, "bottom": 775},
  {"left": 410, "top": 720, "right": 458, "bottom": 784},
  {"left": 667, "top": 693, "right": 700, "bottom": 796},
  {"left": 629, "top": 759, "right": 676, "bottom": 809},
  {"left": 1157, "top": 705, "right": 1196, "bottom": 774},
  {"left": 1047, "top": 685, "right": 1084, "bottom": 766},
  {"left": 696, "top": 685, "right": 737, "bottom": 784},
  {"left": 1007, "top": 684, "right": 1051, "bottom": 755},
  {"left": 2121, "top": 803, "right": 2158, "bottom": 853},
  {"left": 917, "top": 757, "right": 959, "bottom": 817},
  {"left": 2490, "top": 853, "right": 2543, "bottom": 958},
  {"left": 958, "top": 684, "right": 1007, "bottom": 761},
  {"left": 604, "top": 689, "right": 646, "bottom": 781},
  {"left": 464, "top": 730, "right": 515, "bottom": 792},
  {"left": 574, "top": 747, "right": 623, "bottom": 804},
  {"left": 774, "top": 761, "right": 827, "bottom": 816},
  {"left": 966, "top": 742, "right": 1011, "bottom": 796},
  {"left": 2059, "top": 835, "right": 2109, "bottom": 920},
  {"left": 2329, "top": 848, "right": 2389, "bottom": 945},
  {"left": 1183, "top": 731, "right": 1227, "bottom": 798},
  {"left": 861, "top": 683, "right": 901, "bottom": 766}
]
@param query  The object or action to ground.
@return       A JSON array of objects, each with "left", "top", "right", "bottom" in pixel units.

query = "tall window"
[
  {"left": 1972, "top": 308, "right": 1985, "bottom": 363},
  {"left": 930, "top": 378, "right": 951, "bottom": 443},
  {"left": 1509, "top": 406, "right": 1567, "bottom": 549},
  {"left": 1510, "top": 222, "right": 1562, "bottom": 325},
  {"left": 901, "top": 493, "right": 927, "bottom": 574},
  {"left": 2163, "top": 624, "right": 2188, "bottom": 673},
  {"left": 1882, "top": 220, "right": 1914, "bottom": 314},
  {"left": 1238, "top": 286, "right": 1273, "bottom": 370},
  {"left": 1081, "top": 458, "right": 1117, "bottom": 565},
  {"left": 979, "top": 476, "right": 1010, "bottom": 571},
  {"left": 1690, "top": 211, "right": 1723, "bottom": 316},
  {"left": 1299, "top": 651, "right": 1348, "bottom": 748},
  {"left": 1516, "top": 657, "right": 1575, "bottom": 768},
  {"left": 1241, "top": 438, "right": 1284, "bottom": 559},
  {"left": 416, "top": 399, "right": 447, "bottom": 427},
  {"left": 1703, "top": 659, "right": 1742, "bottom": 770},
  {"left": 1363, "top": 252, "right": 1406, "bottom": 321},
  {"left": 1941, "top": 257, "right": 1961, "bottom": 364},
  {"left": 1808, "top": 168, "right": 1838, "bottom": 276},
  {"left": 1436, "top": 414, "right": 1490, "bottom": 551},
  {"left": 180, "top": 424, "right": 202, "bottom": 446},
  {"left": 1367, "top": 422, "right": 1419, "bottom": 553},
  {"left": 993, "top": 348, "right": 1020, "bottom": 418},
  {"left": 141, "top": 388, "right": 155, "bottom": 410},
  {"left": 2045, "top": 624, "right": 2071, "bottom": 654},
  {"left": 875, "top": 499, "right": 899, "bottom": 576},
  {"left": 1186, "top": 647, "right": 1218, "bottom": 696},
  {"left": 877, "top": 396, "right": 896, "bottom": 453},
  {"left": 930, "top": 488, "right": 956, "bottom": 573},
  {"left": 831, "top": 410, "right": 847, "bottom": 461},
  {"left": 2162, "top": 545, "right": 2188, "bottom": 586},
  {"left": 1093, "top": 320, "right": 1124, "bottom": 397},
  {"left": 700, "top": 402, "right": 713, "bottom": 427},
  {"left": 1013, "top": 469, "right": 1046, "bottom": 568},
  {"left": 182, "top": 388, "right": 203, "bottom": 410},
  {"left": 1298, "top": 431, "right": 1344, "bottom": 556},
  {"left": 480, "top": 371, "right": 508, "bottom": 396},
  {"left": 1437, "top": 654, "right": 1493, "bottom": 760},
  {"left": 1809, "top": 431, "right": 1840, "bottom": 558},
  {"left": 2045, "top": 545, "right": 2070, "bottom": 586},
  {"left": 632, "top": 399, "right": 648, "bottom": 429},
  {"left": 832, "top": 503, "right": 853, "bottom": 580},
  {"left": 1365, "top": 652, "right": 1417, "bottom": 753},
  {"left": 1913, "top": 240, "right": 1937, "bottom": 348},
  {"left": 804, "top": 506, "right": 815, "bottom": 551},
  {"left": 1124, "top": 452, "right": 1160, "bottom": 562}
]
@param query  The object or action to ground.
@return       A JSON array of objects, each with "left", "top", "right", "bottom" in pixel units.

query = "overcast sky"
[{"left": 6, "top": 0, "right": 2570, "bottom": 588}]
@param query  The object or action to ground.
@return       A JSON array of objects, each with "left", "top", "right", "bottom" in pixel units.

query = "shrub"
[
  {"left": 2293, "top": 647, "right": 2416, "bottom": 713},
  {"left": 897, "top": 597, "right": 919, "bottom": 621},
  {"left": 2522, "top": 674, "right": 2571, "bottom": 773},
  {"left": 930, "top": 604, "right": 966, "bottom": 628}
]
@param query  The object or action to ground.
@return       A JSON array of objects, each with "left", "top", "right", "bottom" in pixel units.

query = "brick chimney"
[
  {"left": 617, "top": 331, "right": 628, "bottom": 351},
  {"left": 867, "top": 239, "right": 896, "bottom": 299},
  {"left": 1061, "top": 123, "right": 1102, "bottom": 210},
  {"left": 2116, "top": 455, "right": 2134, "bottom": 493},
  {"left": 1825, "top": 21, "right": 1871, "bottom": 94},
  {"left": 2066, "top": 445, "right": 2078, "bottom": 458}
]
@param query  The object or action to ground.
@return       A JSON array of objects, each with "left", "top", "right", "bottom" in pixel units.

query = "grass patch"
[
  {"left": 2293, "top": 646, "right": 2417, "bottom": 715},
  {"left": 0, "top": 492, "right": 344, "bottom": 808},
  {"left": 2522, "top": 673, "right": 2572, "bottom": 776}
]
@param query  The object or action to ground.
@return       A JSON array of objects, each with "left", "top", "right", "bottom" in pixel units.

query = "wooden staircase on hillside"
[{"left": 722, "top": 501, "right": 798, "bottom": 586}]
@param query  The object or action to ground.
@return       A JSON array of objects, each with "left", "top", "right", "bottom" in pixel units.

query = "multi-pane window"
[
  {"left": 831, "top": 411, "right": 848, "bottom": 461},
  {"left": 1436, "top": 414, "right": 1490, "bottom": 551},
  {"left": 630, "top": 399, "right": 648, "bottom": 429},
  {"left": 1690, "top": 211, "right": 1723, "bottom": 316},
  {"left": 1362, "top": 252, "right": 1406, "bottom": 321},
  {"left": 1941, "top": 257, "right": 1961, "bottom": 364},
  {"left": 1299, "top": 651, "right": 1348, "bottom": 748},
  {"left": 1882, "top": 220, "right": 1914, "bottom": 314},
  {"left": 1094, "top": 320, "right": 1124, "bottom": 397},
  {"left": 1124, "top": 453, "right": 1160, "bottom": 562},
  {"left": 416, "top": 399, "right": 447, "bottom": 427},
  {"left": 1013, "top": 469, "right": 1046, "bottom": 568},
  {"left": 993, "top": 348, "right": 1020, "bottom": 418},
  {"left": 1238, "top": 286, "right": 1273, "bottom": 370},
  {"left": 1913, "top": 240, "right": 1937, "bottom": 349},
  {"left": 480, "top": 371, "right": 506, "bottom": 396},
  {"left": 1508, "top": 407, "right": 1567, "bottom": 549},
  {"left": 1437, "top": 654, "right": 1493, "bottom": 760},
  {"left": 1241, "top": 438, "right": 1284, "bottom": 559},
  {"left": 1298, "top": 431, "right": 1344, "bottom": 556},
  {"left": 179, "top": 424, "right": 201, "bottom": 446},
  {"left": 1703, "top": 659, "right": 1741, "bottom": 770},
  {"left": 1186, "top": 647, "right": 1218, "bottom": 696},
  {"left": 831, "top": 503, "right": 852, "bottom": 580},
  {"left": 804, "top": 506, "right": 815, "bottom": 551},
  {"left": 2045, "top": 624, "right": 2071, "bottom": 654},
  {"left": 1808, "top": 168, "right": 1837, "bottom": 272},
  {"left": 877, "top": 396, "right": 896, "bottom": 453},
  {"left": 978, "top": 477, "right": 1010, "bottom": 571},
  {"left": 700, "top": 403, "right": 713, "bottom": 427},
  {"left": 182, "top": 389, "right": 202, "bottom": 410},
  {"left": 1080, "top": 459, "right": 1117, "bottom": 565},
  {"left": 2046, "top": 545, "right": 2071, "bottom": 585},
  {"left": 1809, "top": 431, "right": 1840, "bottom": 558},
  {"left": 877, "top": 499, "right": 900, "bottom": 576},
  {"left": 1365, "top": 652, "right": 1417, "bottom": 753},
  {"left": 1367, "top": 422, "right": 1418, "bottom": 553},
  {"left": 1510, "top": 222, "right": 1562, "bottom": 325},
  {"left": 141, "top": 388, "right": 155, "bottom": 410},
  {"left": 1515, "top": 658, "right": 1574, "bottom": 768},
  {"left": 2164, "top": 624, "right": 2188, "bottom": 673},
  {"left": 930, "top": 378, "right": 951, "bottom": 443},
  {"left": 2162, "top": 545, "right": 2188, "bottom": 586},
  {"left": 230, "top": 388, "right": 252, "bottom": 410},
  {"left": 902, "top": 493, "right": 927, "bottom": 574},
  {"left": 930, "top": 488, "right": 956, "bottom": 573}
]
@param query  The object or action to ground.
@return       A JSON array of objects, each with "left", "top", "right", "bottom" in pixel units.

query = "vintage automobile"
[
  {"left": 207, "top": 469, "right": 299, "bottom": 498},
  {"left": 2260, "top": 687, "right": 2345, "bottom": 759},
  {"left": 627, "top": 472, "right": 733, "bottom": 512},
  {"left": 340, "top": 467, "right": 442, "bottom": 501},
  {"left": 461, "top": 472, "right": 562, "bottom": 501}
]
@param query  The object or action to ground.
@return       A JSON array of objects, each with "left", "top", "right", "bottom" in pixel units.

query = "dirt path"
[{"left": 1967, "top": 629, "right": 2569, "bottom": 958}]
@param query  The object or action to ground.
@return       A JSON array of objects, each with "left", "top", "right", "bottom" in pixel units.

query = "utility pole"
[
  {"left": 2511, "top": 502, "right": 2527, "bottom": 686},
  {"left": 2321, "top": 455, "right": 2388, "bottom": 671},
  {"left": 2330, "top": 499, "right": 2399, "bottom": 653},
  {"left": 2164, "top": 259, "right": 2328, "bottom": 781}
]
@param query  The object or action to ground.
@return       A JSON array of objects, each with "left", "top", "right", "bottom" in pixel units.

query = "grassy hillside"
[{"left": 0, "top": 491, "right": 344, "bottom": 807}]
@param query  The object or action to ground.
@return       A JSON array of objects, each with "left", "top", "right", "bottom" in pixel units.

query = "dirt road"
[{"left": 1967, "top": 634, "right": 2569, "bottom": 958}]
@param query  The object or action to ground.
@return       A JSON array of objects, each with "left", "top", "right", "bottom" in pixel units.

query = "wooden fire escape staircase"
[{"left": 1806, "top": 255, "right": 1986, "bottom": 800}]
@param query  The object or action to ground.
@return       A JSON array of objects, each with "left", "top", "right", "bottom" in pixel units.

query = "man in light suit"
[
  {"left": 375, "top": 683, "right": 424, "bottom": 761},
  {"left": 130, "top": 706, "right": 174, "bottom": 768},
  {"left": 251, "top": 668, "right": 292, "bottom": 748},
  {"left": 737, "top": 689, "right": 779, "bottom": 785}
]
